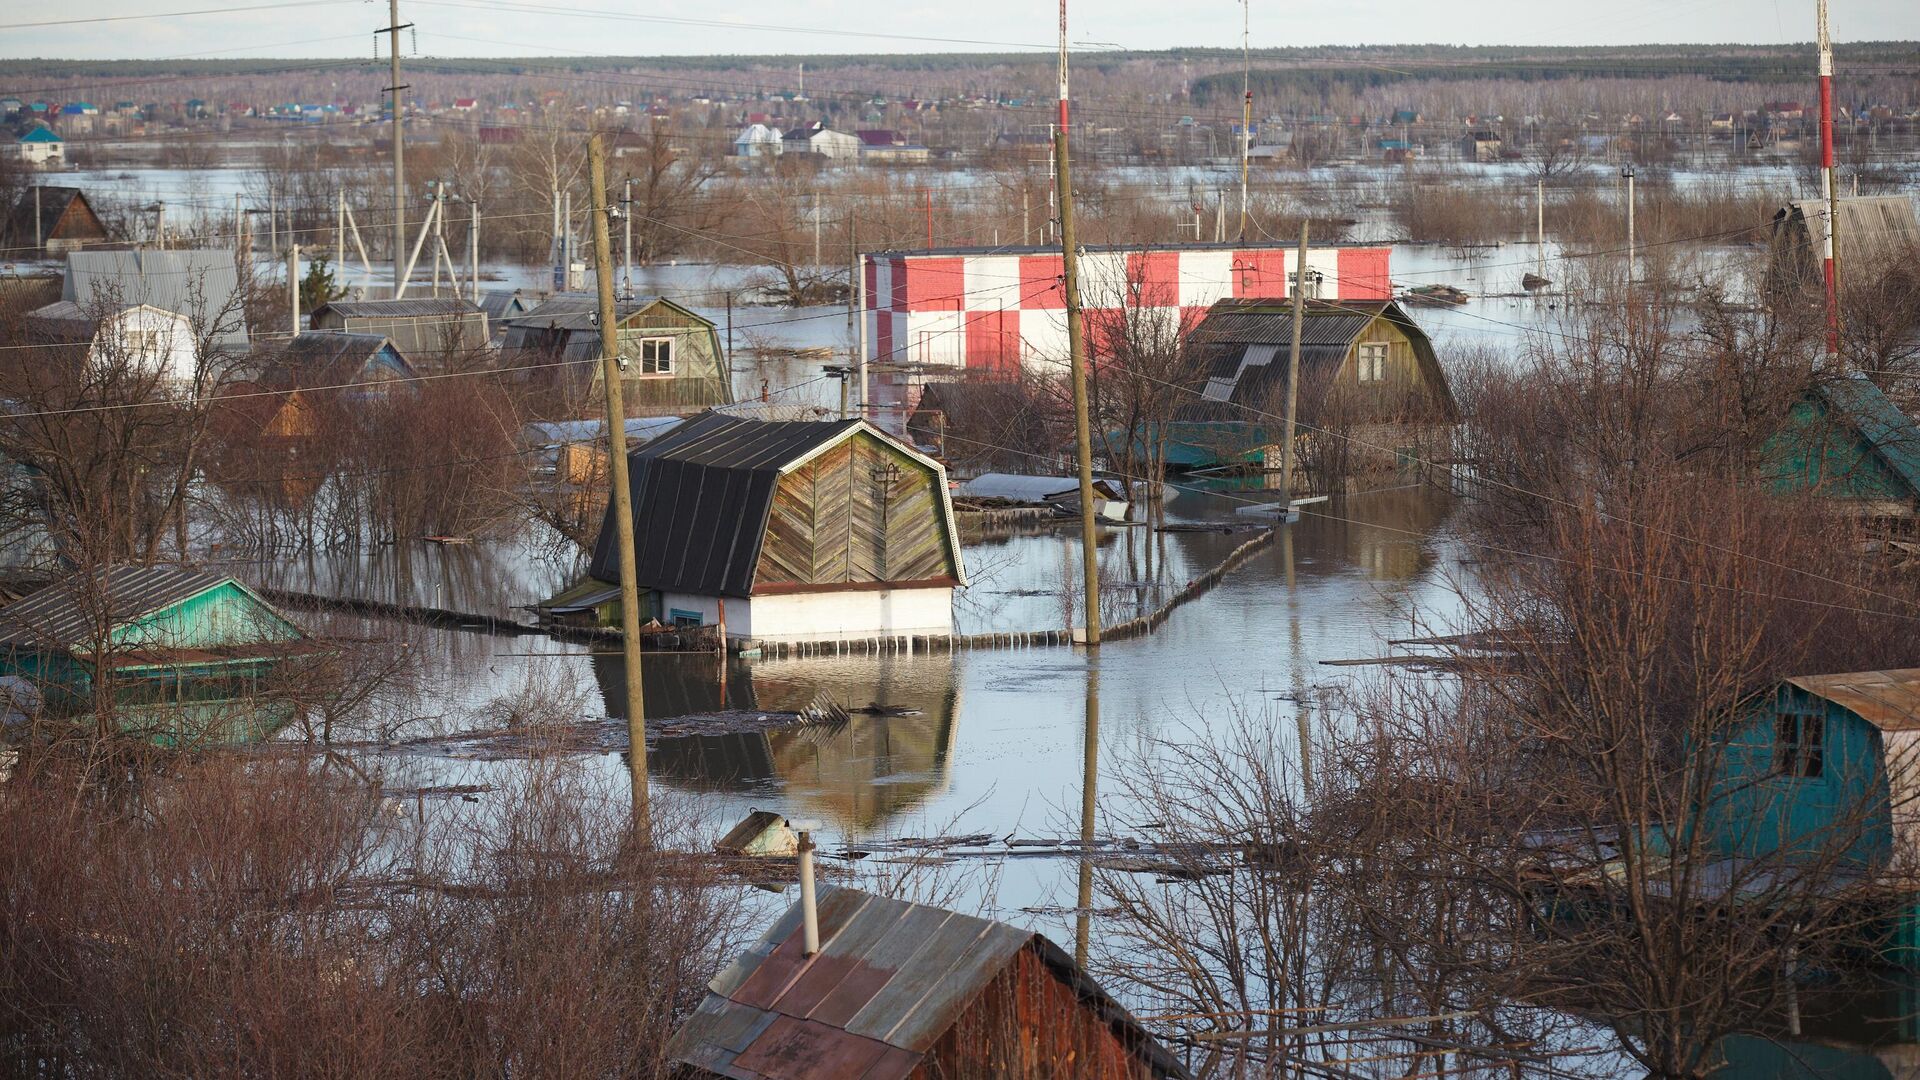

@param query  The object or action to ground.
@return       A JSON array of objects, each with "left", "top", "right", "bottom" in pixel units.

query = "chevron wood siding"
[{"left": 755, "top": 432, "right": 957, "bottom": 590}]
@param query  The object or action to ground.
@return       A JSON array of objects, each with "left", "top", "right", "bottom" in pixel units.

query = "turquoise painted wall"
[
  {"left": 106, "top": 581, "right": 301, "bottom": 652},
  {"left": 1766, "top": 398, "right": 1913, "bottom": 502},
  {"left": 1702, "top": 686, "right": 1893, "bottom": 870}
]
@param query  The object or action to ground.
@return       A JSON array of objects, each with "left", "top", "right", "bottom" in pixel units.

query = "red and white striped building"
[{"left": 862, "top": 242, "right": 1392, "bottom": 375}]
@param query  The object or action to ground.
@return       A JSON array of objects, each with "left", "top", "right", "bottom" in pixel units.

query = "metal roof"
[
  {"left": 309, "top": 297, "right": 483, "bottom": 320},
  {"left": 667, "top": 885, "right": 1189, "bottom": 1080},
  {"left": 1786, "top": 669, "right": 1920, "bottom": 733},
  {"left": 1814, "top": 375, "right": 1920, "bottom": 499},
  {"left": 586, "top": 412, "right": 959, "bottom": 598},
  {"left": 61, "top": 249, "right": 249, "bottom": 348},
  {"left": 0, "top": 564, "right": 277, "bottom": 652}
]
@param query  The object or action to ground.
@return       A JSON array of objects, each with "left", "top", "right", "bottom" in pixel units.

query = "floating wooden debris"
[
  {"left": 715, "top": 809, "right": 798, "bottom": 857},
  {"left": 1399, "top": 283, "right": 1471, "bottom": 307}
]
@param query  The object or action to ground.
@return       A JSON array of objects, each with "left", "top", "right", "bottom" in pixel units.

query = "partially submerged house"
[
  {"left": 584, "top": 412, "right": 964, "bottom": 646},
  {"left": 0, "top": 564, "right": 317, "bottom": 743},
  {"left": 23, "top": 301, "right": 202, "bottom": 391},
  {"left": 218, "top": 331, "right": 421, "bottom": 447},
  {"left": 1764, "top": 375, "right": 1920, "bottom": 517},
  {"left": 1698, "top": 668, "right": 1920, "bottom": 966},
  {"left": 7, "top": 186, "right": 108, "bottom": 254},
  {"left": 1767, "top": 194, "right": 1920, "bottom": 300},
  {"left": 955, "top": 473, "right": 1130, "bottom": 520},
  {"left": 307, "top": 297, "right": 488, "bottom": 360},
  {"left": 499, "top": 294, "right": 733, "bottom": 417},
  {"left": 667, "top": 885, "right": 1190, "bottom": 1079},
  {"left": 1165, "top": 298, "right": 1458, "bottom": 483}
]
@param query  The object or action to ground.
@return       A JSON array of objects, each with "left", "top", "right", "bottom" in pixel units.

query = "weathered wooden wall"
[{"left": 754, "top": 432, "right": 957, "bottom": 589}]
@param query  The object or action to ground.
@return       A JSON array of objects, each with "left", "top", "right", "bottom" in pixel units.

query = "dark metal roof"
[
  {"left": 1813, "top": 375, "right": 1920, "bottom": 499},
  {"left": 0, "top": 564, "right": 266, "bottom": 651},
  {"left": 586, "top": 412, "right": 864, "bottom": 597},
  {"left": 271, "top": 331, "right": 417, "bottom": 388},
  {"left": 310, "top": 297, "right": 483, "bottom": 320},
  {"left": 667, "top": 885, "right": 1190, "bottom": 1080}
]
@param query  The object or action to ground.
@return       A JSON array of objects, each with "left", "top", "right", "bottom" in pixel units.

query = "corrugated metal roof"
[
  {"left": 1815, "top": 375, "right": 1920, "bottom": 499},
  {"left": 0, "top": 564, "right": 258, "bottom": 651},
  {"left": 310, "top": 297, "right": 483, "bottom": 319},
  {"left": 61, "top": 250, "right": 248, "bottom": 348},
  {"left": 1787, "top": 669, "right": 1920, "bottom": 733},
  {"left": 667, "top": 885, "right": 1189, "bottom": 1080}
]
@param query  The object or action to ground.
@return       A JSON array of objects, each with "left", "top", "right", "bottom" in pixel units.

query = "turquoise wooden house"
[
  {"left": 1765, "top": 376, "right": 1920, "bottom": 515},
  {"left": 0, "top": 564, "right": 316, "bottom": 744},
  {"left": 1699, "top": 669, "right": 1920, "bottom": 966}
]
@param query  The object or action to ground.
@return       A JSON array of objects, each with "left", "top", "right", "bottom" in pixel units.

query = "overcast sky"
[{"left": 2, "top": 0, "right": 1915, "bottom": 61}]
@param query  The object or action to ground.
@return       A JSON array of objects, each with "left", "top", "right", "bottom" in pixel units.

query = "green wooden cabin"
[
  {"left": 500, "top": 294, "right": 734, "bottom": 417},
  {"left": 1699, "top": 669, "right": 1920, "bottom": 967},
  {"left": 1763, "top": 376, "right": 1920, "bottom": 515},
  {"left": 0, "top": 564, "right": 315, "bottom": 745},
  {"left": 1146, "top": 298, "right": 1457, "bottom": 475}
]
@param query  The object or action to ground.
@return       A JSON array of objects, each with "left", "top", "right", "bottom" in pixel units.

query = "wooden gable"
[{"left": 753, "top": 430, "right": 959, "bottom": 593}]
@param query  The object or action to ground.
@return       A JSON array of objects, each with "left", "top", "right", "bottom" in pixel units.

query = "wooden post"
[
  {"left": 588, "top": 134, "right": 649, "bottom": 832},
  {"left": 1281, "top": 222, "right": 1308, "bottom": 503},
  {"left": 1057, "top": 0, "right": 1101, "bottom": 648}
]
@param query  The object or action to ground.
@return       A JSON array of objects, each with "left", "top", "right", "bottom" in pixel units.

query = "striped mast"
[{"left": 1818, "top": 0, "right": 1839, "bottom": 356}]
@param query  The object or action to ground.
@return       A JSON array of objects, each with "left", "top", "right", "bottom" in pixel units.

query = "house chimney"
[{"left": 793, "top": 818, "right": 821, "bottom": 955}]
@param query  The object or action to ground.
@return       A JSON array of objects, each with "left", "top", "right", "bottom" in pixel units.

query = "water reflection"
[
  {"left": 595, "top": 652, "right": 961, "bottom": 833},
  {"left": 1720, "top": 973, "right": 1920, "bottom": 1079}
]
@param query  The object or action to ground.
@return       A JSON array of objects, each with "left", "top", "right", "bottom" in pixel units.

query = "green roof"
[
  {"left": 19, "top": 127, "right": 60, "bottom": 143},
  {"left": 1818, "top": 375, "right": 1920, "bottom": 498}
]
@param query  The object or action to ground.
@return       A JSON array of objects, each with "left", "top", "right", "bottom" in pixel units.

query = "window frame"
[
  {"left": 1772, "top": 710, "right": 1827, "bottom": 780},
  {"left": 636, "top": 335, "right": 674, "bottom": 375},
  {"left": 1357, "top": 341, "right": 1389, "bottom": 383}
]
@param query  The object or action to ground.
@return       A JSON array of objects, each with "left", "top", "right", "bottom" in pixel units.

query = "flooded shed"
[
  {"left": 586, "top": 412, "right": 965, "bottom": 646},
  {"left": 667, "top": 885, "right": 1189, "bottom": 1079}
]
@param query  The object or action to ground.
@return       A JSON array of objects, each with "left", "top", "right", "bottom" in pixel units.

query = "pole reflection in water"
[{"left": 1075, "top": 659, "right": 1100, "bottom": 969}]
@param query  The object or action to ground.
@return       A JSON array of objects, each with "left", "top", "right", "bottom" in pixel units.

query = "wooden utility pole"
[
  {"left": 1057, "top": 0, "right": 1100, "bottom": 647},
  {"left": 386, "top": 0, "right": 409, "bottom": 298},
  {"left": 1239, "top": 0, "right": 1251, "bottom": 240},
  {"left": 588, "top": 134, "right": 649, "bottom": 827},
  {"left": 288, "top": 244, "right": 300, "bottom": 338},
  {"left": 1280, "top": 222, "right": 1308, "bottom": 503},
  {"left": 1817, "top": 0, "right": 1841, "bottom": 355}
]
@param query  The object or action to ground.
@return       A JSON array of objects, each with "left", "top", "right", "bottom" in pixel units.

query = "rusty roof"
[
  {"left": 667, "top": 885, "right": 1190, "bottom": 1080},
  {"left": 1786, "top": 669, "right": 1920, "bottom": 733}
]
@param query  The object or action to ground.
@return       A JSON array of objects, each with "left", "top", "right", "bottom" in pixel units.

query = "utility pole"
[
  {"left": 288, "top": 243, "right": 300, "bottom": 338},
  {"left": 1281, "top": 223, "right": 1308, "bottom": 504},
  {"left": 1536, "top": 178, "right": 1546, "bottom": 280},
  {"left": 1057, "top": 0, "right": 1101, "bottom": 648},
  {"left": 430, "top": 183, "right": 444, "bottom": 295},
  {"left": 812, "top": 192, "right": 821, "bottom": 271},
  {"left": 621, "top": 177, "right": 633, "bottom": 300},
  {"left": 386, "top": 0, "right": 410, "bottom": 298},
  {"left": 588, "top": 134, "right": 649, "bottom": 831},
  {"left": 1022, "top": 188, "right": 1031, "bottom": 246},
  {"left": 1818, "top": 0, "right": 1840, "bottom": 356},
  {"left": 33, "top": 186, "right": 41, "bottom": 253},
  {"left": 233, "top": 192, "right": 242, "bottom": 265},
  {"left": 855, "top": 256, "right": 868, "bottom": 418},
  {"left": 335, "top": 189, "right": 346, "bottom": 277},
  {"left": 468, "top": 198, "right": 480, "bottom": 304},
  {"left": 1239, "top": 0, "right": 1251, "bottom": 240},
  {"left": 1622, "top": 166, "right": 1636, "bottom": 282}
]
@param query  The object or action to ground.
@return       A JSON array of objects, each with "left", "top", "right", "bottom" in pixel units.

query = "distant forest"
[{"left": 3, "top": 41, "right": 1918, "bottom": 84}]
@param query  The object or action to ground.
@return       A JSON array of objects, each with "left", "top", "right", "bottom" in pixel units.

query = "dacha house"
[
  {"left": 0, "top": 564, "right": 321, "bottom": 744},
  {"left": 499, "top": 294, "right": 733, "bottom": 418},
  {"left": 1763, "top": 375, "right": 1920, "bottom": 518},
  {"left": 570, "top": 412, "right": 964, "bottom": 648},
  {"left": 1156, "top": 297, "right": 1458, "bottom": 485}
]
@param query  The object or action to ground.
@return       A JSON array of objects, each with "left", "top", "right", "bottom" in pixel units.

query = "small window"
[
  {"left": 638, "top": 337, "right": 673, "bottom": 375},
  {"left": 1774, "top": 711, "right": 1826, "bottom": 779},
  {"left": 669, "top": 608, "right": 703, "bottom": 629},
  {"left": 1357, "top": 342, "right": 1389, "bottom": 383}
]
